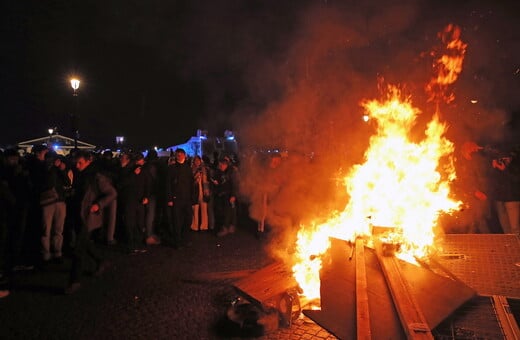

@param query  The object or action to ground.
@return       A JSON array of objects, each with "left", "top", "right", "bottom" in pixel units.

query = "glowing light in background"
[{"left": 70, "top": 78, "right": 80, "bottom": 91}]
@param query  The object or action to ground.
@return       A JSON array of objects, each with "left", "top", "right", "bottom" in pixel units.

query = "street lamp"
[
  {"left": 70, "top": 78, "right": 80, "bottom": 150},
  {"left": 48, "top": 128, "right": 54, "bottom": 144}
]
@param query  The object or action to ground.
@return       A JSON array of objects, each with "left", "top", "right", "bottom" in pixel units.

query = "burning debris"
[
  {"left": 292, "top": 23, "right": 467, "bottom": 304},
  {"left": 230, "top": 19, "right": 518, "bottom": 338},
  {"left": 286, "top": 23, "right": 477, "bottom": 338}
]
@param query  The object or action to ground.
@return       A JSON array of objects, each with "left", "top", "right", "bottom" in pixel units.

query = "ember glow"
[{"left": 292, "top": 25, "right": 466, "bottom": 302}]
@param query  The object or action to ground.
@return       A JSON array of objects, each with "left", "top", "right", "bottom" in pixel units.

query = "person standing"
[
  {"left": 257, "top": 153, "right": 284, "bottom": 237},
  {"left": 26, "top": 145, "right": 49, "bottom": 268},
  {"left": 1, "top": 149, "right": 31, "bottom": 271},
  {"left": 454, "top": 141, "right": 493, "bottom": 233},
  {"left": 490, "top": 146, "right": 520, "bottom": 235},
  {"left": 133, "top": 153, "right": 151, "bottom": 246},
  {"left": 190, "top": 156, "right": 209, "bottom": 231},
  {"left": 65, "top": 151, "right": 117, "bottom": 294},
  {"left": 97, "top": 150, "right": 118, "bottom": 245},
  {"left": 40, "top": 155, "right": 70, "bottom": 264},
  {"left": 116, "top": 153, "right": 147, "bottom": 253},
  {"left": 143, "top": 150, "right": 162, "bottom": 245},
  {"left": 166, "top": 148, "right": 193, "bottom": 248},
  {"left": 214, "top": 158, "right": 239, "bottom": 237}
]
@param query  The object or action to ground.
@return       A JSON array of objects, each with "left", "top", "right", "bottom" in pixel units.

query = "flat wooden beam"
[
  {"left": 233, "top": 262, "right": 299, "bottom": 308},
  {"left": 376, "top": 245, "right": 433, "bottom": 340},
  {"left": 492, "top": 295, "right": 520, "bottom": 340},
  {"left": 355, "top": 238, "right": 372, "bottom": 340}
]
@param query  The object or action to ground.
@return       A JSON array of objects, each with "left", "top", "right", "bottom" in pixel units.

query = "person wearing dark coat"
[
  {"left": 25, "top": 144, "right": 49, "bottom": 267},
  {"left": 65, "top": 151, "right": 117, "bottom": 294},
  {"left": 1, "top": 149, "right": 31, "bottom": 271},
  {"left": 166, "top": 148, "right": 193, "bottom": 248},
  {"left": 133, "top": 153, "right": 151, "bottom": 248},
  {"left": 116, "top": 153, "right": 149, "bottom": 253},
  {"left": 213, "top": 158, "right": 239, "bottom": 237},
  {"left": 489, "top": 145, "right": 520, "bottom": 235}
]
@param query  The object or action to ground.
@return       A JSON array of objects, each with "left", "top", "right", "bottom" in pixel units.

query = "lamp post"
[
  {"left": 48, "top": 128, "right": 54, "bottom": 144},
  {"left": 70, "top": 78, "right": 80, "bottom": 150}
]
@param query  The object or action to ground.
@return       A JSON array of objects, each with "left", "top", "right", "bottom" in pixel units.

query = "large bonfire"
[{"left": 292, "top": 24, "right": 467, "bottom": 302}]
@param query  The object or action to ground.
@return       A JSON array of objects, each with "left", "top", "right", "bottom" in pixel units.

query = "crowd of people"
[
  {"left": 0, "top": 145, "right": 242, "bottom": 297},
  {"left": 0, "top": 139, "right": 519, "bottom": 299}
]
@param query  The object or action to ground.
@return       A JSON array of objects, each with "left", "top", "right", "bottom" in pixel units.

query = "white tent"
[{"left": 17, "top": 134, "right": 96, "bottom": 155}]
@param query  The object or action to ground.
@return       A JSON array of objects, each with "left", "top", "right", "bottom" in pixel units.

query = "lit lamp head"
[
  {"left": 48, "top": 128, "right": 54, "bottom": 135},
  {"left": 70, "top": 78, "right": 80, "bottom": 94}
]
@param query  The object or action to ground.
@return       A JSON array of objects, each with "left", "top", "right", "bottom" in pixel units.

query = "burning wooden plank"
[
  {"left": 304, "top": 237, "right": 476, "bottom": 340},
  {"left": 355, "top": 238, "right": 371, "bottom": 339},
  {"left": 305, "top": 237, "right": 404, "bottom": 339},
  {"left": 492, "top": 295, "right": 520, "bottom": 339},
  {"left": 375, "top": 243, "right": 433, "bottom": 339}
]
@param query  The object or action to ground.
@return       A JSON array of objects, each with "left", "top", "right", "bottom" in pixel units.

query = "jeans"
[
  {"left": 145, "top": 196, "right": 157, "bottom": 237},
  {"left": 41, "top": 201, "right": 66, "bottom": 260}
]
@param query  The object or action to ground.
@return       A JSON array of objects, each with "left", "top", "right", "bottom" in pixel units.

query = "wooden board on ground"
[
  {"left": 233, "top": 262, "right": 299, "bottom": 308},
  {"left": 399, "top": 257, "right": 476, "bottom": 328}
]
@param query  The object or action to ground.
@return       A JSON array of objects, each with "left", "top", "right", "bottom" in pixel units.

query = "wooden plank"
[
  {"left": 306, "top": 237, "right": 475, "bottom": 339},
  {"left": 305, "top": 238, "right": 403, "bottom": 340},
  {"left": 233, "top": 262, "right": 298, "bottom": 307},
  {"left": 355, "top": 238, "right": 372, "bottom": 340},
  {"left": 376, "top": 246, "right": 434, "bottom": 340},
  {"left": 400, "top": 258, "right": 476, "bottom": 328},
  {"left": 304, "top": 239, "right": 358, "bottom": 340},
  {"left": 492, "top": 295, "right": 520, "bottom": 340}
]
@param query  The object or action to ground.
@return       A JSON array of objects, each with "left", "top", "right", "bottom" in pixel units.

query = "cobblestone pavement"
[
  {"left": 0, "top": 225, "right": 336, "bottom": 340},
  {"left": 4, "top": 228, "right": 519, "bottom": 339}
]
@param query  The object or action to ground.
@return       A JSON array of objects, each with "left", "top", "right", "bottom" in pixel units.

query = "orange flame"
[
  {"left": 426, "top": 24, "right": 467, "bottom": 103},
  {"left": 292, "top": 86, "right": 461, "bottom": 301},
  {"left": 292, "top": 23, "right": 466, "bottom": 304}
]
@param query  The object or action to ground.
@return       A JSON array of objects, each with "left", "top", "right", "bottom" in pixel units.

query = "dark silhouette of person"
[
  {"left": 166, "top": 149, "right": 193, "bottom": 248},
  {"left": 65, "top": 151, "right": 117, "bottom": 294}
]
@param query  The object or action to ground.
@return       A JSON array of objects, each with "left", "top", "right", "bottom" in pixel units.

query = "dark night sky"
[{"left": 2, "top": 0, "right": 519, "bottom": 149}]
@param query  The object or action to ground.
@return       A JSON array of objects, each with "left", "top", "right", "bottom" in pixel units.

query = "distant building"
[
  {"left": 165, "top": 129, "right": 238, "bottom": 160},
  {"left": 17, "top": 134, "right": 96, "bottom": 155}
]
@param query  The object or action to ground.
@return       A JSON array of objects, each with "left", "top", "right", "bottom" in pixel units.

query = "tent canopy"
[{"left": 17, "top": 134, "right": 96, "bottom": 154}]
